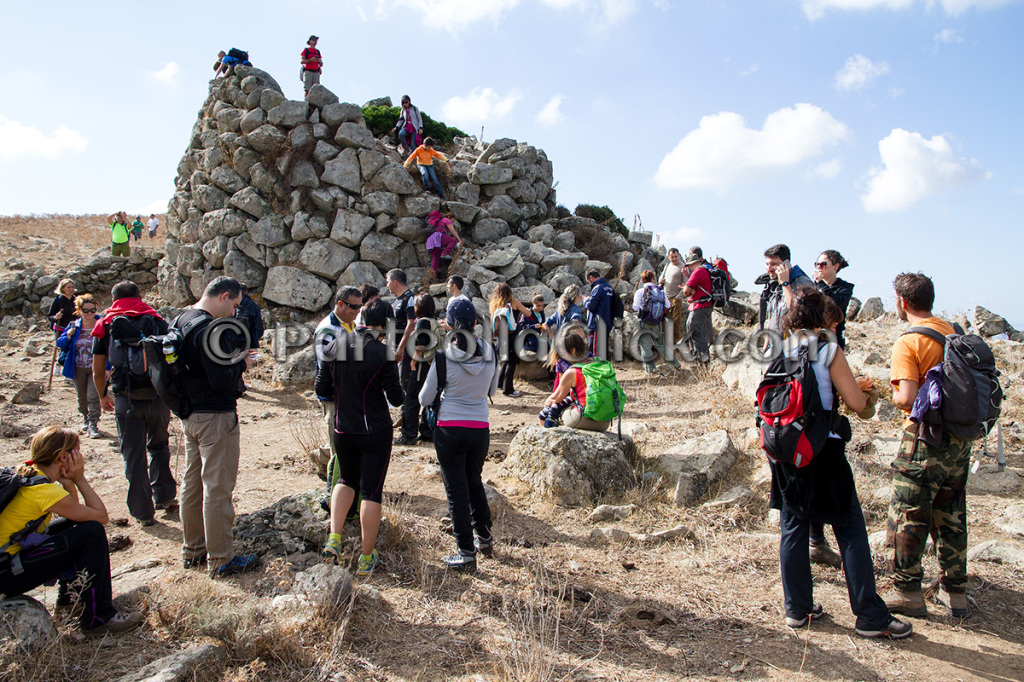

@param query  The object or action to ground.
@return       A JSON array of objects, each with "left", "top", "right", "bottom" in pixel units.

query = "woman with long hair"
[
  {"left": 316, "top": 299, "right": 404, "bottom": 576},
  {"left": 0, "top": 426, "right": 142, "bottom": 635},
  {"left": 813, "top": 249, "right": 854, "bottom": 349},
  {"left": 489, "top": 283, "right": 529, "bottom": 398},
  {"left": 56, "top": 294, "right": 102, "bottom": 438},
  {"left": 419, "top": 299, "right": 500, "bottom": 571},
  {"left": 47, "top": 278, "right": 77, "bottom": 342},
  {"left": 769, "top": 287, "right": 912, "bottom": 640},
  {"left": 546, "top": 284, "right": 583, "bottom": 335}
]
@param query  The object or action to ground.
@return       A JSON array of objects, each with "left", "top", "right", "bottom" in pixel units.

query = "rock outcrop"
[{"left": 160, "top": 69, "right": 662, "bottom": 322}]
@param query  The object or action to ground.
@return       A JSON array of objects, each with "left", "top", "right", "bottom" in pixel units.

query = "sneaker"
[
  {"left": 87, "top": 425, "right": 102, "bottom": 439},
  {"left": 82, "top": 610, "right": 144, "bottom": 637},
  {"left": 355, "top": 549, "right": 380, "bottom": 576},
  {"left": 785, "top": 603, "right": 824, "bottom": 629},
  {"left": 183, "top": 554, "right": 207, "bottom": 569},
  {"left": 503, "top": 391, "right": 522, "bottom": 398},
  {"left": 856, "top": 616, "right": 913, "bottom": 640},
  {"left": 394, "top": 435, "right": 417, "bottom": 446},
  {"left": 215, "top": 554, "right": 260, "bottom": 577},
  {"left": 474, "top": 533, "right": 494, "bottom": 557},
  {"left": 543, "top": 419, "right": 559, "bottom": 428},
  {"left": 322, "top": 533, "right": 343, "bottom": 562},
  {"left": 809, "top": 540, "right": 843, "bottom": 568},
  {"left": 935, "top": 587, "right": 969, "bottom": 618},
  {"left": 320, "top": 495, "right": 331, "bottom": 514},
  {"left": 883, "top": 589, "right": 928, "bottom": 617},
  {"left": 444, "top": 551, "right": 477, "bottom": 572},
  {"left": 154, "top": 497, "right": 178, "bottom": 510},
  {"left": 79, "top": 420, "right": 89, "bottom": 434}
]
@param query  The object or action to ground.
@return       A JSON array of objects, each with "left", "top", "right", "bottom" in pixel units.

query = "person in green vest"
[{"left": 107, "top": 212, "right": 130, "bottom": 257}]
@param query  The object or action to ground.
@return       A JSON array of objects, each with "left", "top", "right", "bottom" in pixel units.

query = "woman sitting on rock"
[
  {"left": 56, "top": 294, "right": 102, "bottom": 439},
  {"left": 424, "top": 211, "right": 461, "bottom": 282},
  {"left": 316, "top": 299, "right": 403, "bottom": 576},
  {"left": 768, "top": 287, "right": 911, "bottom": 640},
  {"left": 538, "top": 329, "right": 611, "bottom": 433},
  {"left": 0, "top": 426, "right": 143, "bottom": 636},
  {"left": 419, "top": 299, "right": 500, "bottom": 571}
]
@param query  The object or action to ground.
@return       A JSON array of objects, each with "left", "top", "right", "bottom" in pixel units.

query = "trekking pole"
[{"left": 47, "top": 340, "right": 58, "bottom": 391}]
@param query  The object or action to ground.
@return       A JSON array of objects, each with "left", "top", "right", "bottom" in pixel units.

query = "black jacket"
[
  {"left": 178, "top": 309, "right": 246, "bottom": 413},
  {"left": 314, "top": 329, "right": 403, "bottom": 435},
  {"left": 816, "top": 278, "right": 854, "bottom": 349},
  {"left": 234, "top": 294, "right": 264, "bottom": 349}
]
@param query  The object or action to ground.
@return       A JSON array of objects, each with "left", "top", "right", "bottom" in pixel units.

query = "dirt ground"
[{"left": 1, "top": 215, "right": 1023, "bottom": 681}]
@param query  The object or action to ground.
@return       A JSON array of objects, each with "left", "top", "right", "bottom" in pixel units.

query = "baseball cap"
[
  {"left": 446, "top": 299, "right": 477, "bottom": 327},
  {"left": 684, "top": 253, "right": 703, "bottom": 266}
]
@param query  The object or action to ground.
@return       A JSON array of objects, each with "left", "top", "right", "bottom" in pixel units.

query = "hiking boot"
[
  {"left": 394, "top": 435, "right": 417, "bottom": 446},
  {"left": 139, "top": 517, "right": 157, "bottom": 527},
  {"left": 82, "top": 610, "right": 144, "bottom": 637},
  {"left": 809, "top": 540, "right": 843, "bottom": 568},
  {"left": 474, "top": 533, "right": 494, "bottom": 558},
  {"left": 182, "top": 554, "right": 207, "bottom": 569},
  {"left": 882, "top": 589, "right": 928, "bottom": 617},
  {"left": 322, "top": 533, "right": 343, "bottom": 563},
  {"left": 856, "top": 616, "right": 913, "bottom": 640},
  {"left": 935, "top": 587, "right": 969, "bottom": 618},
  {"left": 87, "top": 424, "right": 102, "bottom": 439},
  {"left": 355, "top": 549, "right": 380, "bottom": 576},
  {"left": 444, "top": 551, "right": 477, "bottom": 572},
  {"left": 214, "top": 554, "right": 260, "bottom": 578},
  {"left": 154, "top": 497, "right": 178, "bottom": 510},
  {"left": 785, "top": 603, "right": 824, "bottom": 629}
]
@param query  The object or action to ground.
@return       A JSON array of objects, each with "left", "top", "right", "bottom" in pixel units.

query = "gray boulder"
[
  {"left": 223, "top": 250, "right": 267, "bottom": 288},
  {"left": 967, "top": 540, "right": 1024, "bottom": 569},
  {"left": 722, "top": 354, "right": 766, "bottom": 399},
  {"left": 0, "top": 596, "right": 55, "bottom": 651},
  {"left": 858, "top": 297, "right": 885, "bottom": 321},
  {"left": 360, "top": 232, "right": 403, "bottom": 270},
  {"left": 330, "top": 210, "right": 376, "bottom": 247},
  {"left": 297, "top": 239, "right": 356, "bottom": 280},
  {"left": 268, "top": 100, "right": 310, "bottom": 128},
  {"left": 262, "top": 266, "right": 332, "bottom": 311},
  {"left": 272, "top": 345, "right": 316, "bottom": 385},
  {"left": 249, "top": 214, "right": 290, "bottom": 247},
  {"left": 504, "top": 425, "right": 638, "bottom": 507},
  {"left": 321, "top": 148, "right": 361, "bottom": 193},
  {"left": 210, "top": 166, "right": 246, "bottom": 194},
  {"left": 119, "top": 644, "right": 227, "bottom": 682},
  {"left": 337, "top": 261, "right": 385, "bottom": 289},
  {"left": 229, "top": 187, "right": 271, "bottom": 219},
  {"left": 846, "top": 296, "right": 862, "bottom": 321},
  {"left": 291, "top": 213, "right": 330, "bottom": 241},
  {"left": 374, "top": 162, "right": 419, "bottom": 195},
  {"left": 973, "top": 306, "right": 1010, "bottom": 337},
  {"left": 235, "top": 489, "right": 327, "bottom": 556},
  {"left": 305, "top": 84, "right": 340, "bottom": 109},
  {"left": 485, "top": 195, "right": 522, "bottom": 223},
  {"left": 364, "top": 191, "right": 399, "bottom": 216},
  {"left": 995, "top": 503, "right": 1024, "bottom": 538},
  {"left": 321, "top": 102, "right": 364, "bottom": 127},
  {"left": 657, "top": 430, "right": 740, "bottom": 506},
  {"left": 469, "top": 163, "right": 514, "bottom": 185},
  {"left": 192, "top": 185, "right": 229, "bottom": 212},
  {"left": 247, "top": 124, "right": 287, "bottom": 154},
  {"left": 334, "top": 122, "right": 375, "bottom": 150},
  {"left": 471, "top": 218, "right": 510, "bottom": 243},
  {"left": 312, "top": 140, "right": 340, "bottom": 166}
]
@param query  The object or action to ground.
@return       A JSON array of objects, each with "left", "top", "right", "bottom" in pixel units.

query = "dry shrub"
[
  {"left": 565, "top": 222, "right": 622, "bottom": 265},
  {"left": 492, "top": 566, "right": 568, "bottom": 682},
  {"left": 288, "top": 405, "right": 327, "bottom": 478},
  {"left": 153, "top": 573, "right": 315, "bottom": 668}
]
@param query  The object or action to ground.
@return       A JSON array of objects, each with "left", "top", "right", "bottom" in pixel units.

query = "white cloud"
[
  {"left": 653, "top": 103, "right": 851, "bottom": 191},
  {"left": 147, "top": 61, "right": 180, "bottom": 85},
  {"left": 540, "top": 0, "right": 638, "bottom": 26},
  {"left": 0, "top": 117, "right": 88, "bottom": 161},
  {"left": 389, "top": 0, "right": 521, "bottom": 32},
  {"left": 441, "top": 87, "right": 523, "bottom": 127},
  {"left": 834, "top": 54, "right": 890, "bottom": 90},
  {"left": 812, "top": 158, "right": 843, "bottom": 179},
  {"left": 803, "top": 0, "right": 1017, "bottom": 20},
  {"left": 861, "top": 129, "right": 990, "bottom": 212},
  {"left": 740, "top": 64, "right": 760, "bottom": 76},
  {"left": 535, "top": 94, "right": 566, "bottom": 127},
  {"left": 934, "top": 28, "right": 963, "bottom": 44}
]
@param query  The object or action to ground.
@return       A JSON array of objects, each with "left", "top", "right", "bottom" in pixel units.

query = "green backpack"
[{"left": 572, "top": 359, "right": 627, "bottom": 437}]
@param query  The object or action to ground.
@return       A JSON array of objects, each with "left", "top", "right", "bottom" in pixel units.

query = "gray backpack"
[{"left": 903, "top": 324, "right": 1002, "bottom": 442}]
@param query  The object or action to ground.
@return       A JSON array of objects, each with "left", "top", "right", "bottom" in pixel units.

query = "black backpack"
[
  {"left": 755, "top": 344, "right": 835, "bottom": 468},
  {"left": 609, "top": 289, "right": 624, "bottom": 321},
  {"left": 107, "top": 315, "right": 165, "bottom": 399},
  {"left": 903, "top": 325, "right": 1002, "bottom": 442},
  {"left": 701, "top": 263, "right": 731, "bottom": 308},
  {"left": 227, "top": 48, "right": 249, "bottom": 63},
  {"left": 0, "top": 467, "right": 50, "bottom": 565},
  {"left": 143, "top": 311, "right": 212, "bottom": 419}
]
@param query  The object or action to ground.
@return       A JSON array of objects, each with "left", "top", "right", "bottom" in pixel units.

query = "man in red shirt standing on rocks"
[{"left": 301, "top": 35, "right": 323, "bottom": 98}]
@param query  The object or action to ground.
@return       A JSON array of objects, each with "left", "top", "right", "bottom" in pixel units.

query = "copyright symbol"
[{"left": 203, "top": 317, "right": 251, "bottom": 366}]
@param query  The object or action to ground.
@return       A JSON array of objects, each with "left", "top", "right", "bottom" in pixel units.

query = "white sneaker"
[{"left": 87, "top": 425, "right": 102, "bottom": 439}]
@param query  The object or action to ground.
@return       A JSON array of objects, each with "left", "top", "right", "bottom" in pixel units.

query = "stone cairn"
[{"left": 159, "top": 66, "right": 663, "bottom": 327}]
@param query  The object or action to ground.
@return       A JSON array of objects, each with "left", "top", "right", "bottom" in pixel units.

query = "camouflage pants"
[{"left": 887, "top": 427, "right": 972, "bottom": 593}]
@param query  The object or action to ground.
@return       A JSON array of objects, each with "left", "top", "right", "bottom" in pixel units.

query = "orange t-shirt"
[
  {"left": 405, "top": 146, "right": 447, "bottom": 167},
  {"left": 890, "top": 317, "right": 954, "bottom": 423}
]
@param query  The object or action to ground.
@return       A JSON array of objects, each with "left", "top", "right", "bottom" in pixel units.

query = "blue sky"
[{"left": 2, "top": 0, "right": 1022, "bottom": 327}]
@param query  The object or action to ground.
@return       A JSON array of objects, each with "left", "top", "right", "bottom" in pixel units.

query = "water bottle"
[{"left": 163, "top": 338, "right": 178, "bottom": 364}]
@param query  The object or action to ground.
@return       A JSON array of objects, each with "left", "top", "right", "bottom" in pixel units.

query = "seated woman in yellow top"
[
  {"left": 0, "top": 426, "right": 142, "bottom": 636},
  {"left": 403, "top": 137, "right": 449, "bottom": 199}
]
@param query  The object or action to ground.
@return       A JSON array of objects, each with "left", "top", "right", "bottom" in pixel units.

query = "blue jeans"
[
  {"left": 779, "top": 492, "right": 891, "bottom": 629},
  {"left": 418, "top": 164, "right": 444, "bottom": 197},
  {"left": 399, "top": 128, "right": 415, "bottom": 151}
]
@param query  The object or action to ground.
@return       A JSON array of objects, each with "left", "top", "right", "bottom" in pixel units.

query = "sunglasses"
[
  {"left": 341, "top": 300, "right": 361, "bottom": 310},
  {"left": 81, "top": 308, "right": 97, "bottom": 313},
  {"left": 814, "top": 261, "right": 831, "bottom": 268}
]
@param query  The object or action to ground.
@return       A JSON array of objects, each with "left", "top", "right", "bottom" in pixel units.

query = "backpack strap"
[
  {"left": 430, "top": 351, "right": 447, "bottom": 421},
  {"left": 903, "top": 325, "right": 948, "bottom": 346}
]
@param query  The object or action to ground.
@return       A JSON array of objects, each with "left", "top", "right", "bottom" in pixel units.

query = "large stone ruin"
[{"left": 159, "top": 66, "right": 663, "bottom": 322}]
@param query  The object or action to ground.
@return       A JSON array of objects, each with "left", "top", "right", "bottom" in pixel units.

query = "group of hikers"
[
  {"left": 105, "top": 212, "right": 158, "bottom": 257},
  {"left": 2, "top": 235, "right": 995, "bottom": 646}
]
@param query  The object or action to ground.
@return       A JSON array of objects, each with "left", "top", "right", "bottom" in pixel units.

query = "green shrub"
[
  {"left": 574, "top": 204, "right": 628, "bottom": 237},
  {"left": 361, "top": 106, "right": 466, "bottom": 146}
]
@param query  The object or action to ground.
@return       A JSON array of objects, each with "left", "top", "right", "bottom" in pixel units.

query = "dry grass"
[{"left": 288, "top": 404, "right": 328, "bottom": 478}]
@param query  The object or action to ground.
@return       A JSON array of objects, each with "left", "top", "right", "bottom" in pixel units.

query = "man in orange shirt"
[
  {"left": 884, "top": 272, "right": 971, "bottom": 619},
  {"left": 403, "top": 137, "right": 449, "bottom": 198}
]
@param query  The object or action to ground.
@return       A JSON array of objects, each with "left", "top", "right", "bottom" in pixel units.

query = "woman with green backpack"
[{"left": 538, "top": 329, "right": 625, "bottom": 432}]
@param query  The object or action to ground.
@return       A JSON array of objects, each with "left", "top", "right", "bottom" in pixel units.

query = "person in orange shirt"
[
  {"left": 883, "top": 272, "right": 971, "bottom": 620},
  {"left": 403, "top": 137, "right": 449, "bottom": 199}
]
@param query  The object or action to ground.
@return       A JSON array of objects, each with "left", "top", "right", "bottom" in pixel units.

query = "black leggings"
[
  {"left": 0, "top": 519, "right": 116, "bottom": 629},
  {"left": 435, "top": 426, "right": 492, "bottom": 553},
  {"left": 497, "top": 332, "right": 519, "bottom": 395},
  {"left": 333, "top": 430, "right": 392, "bottom": 504}
]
